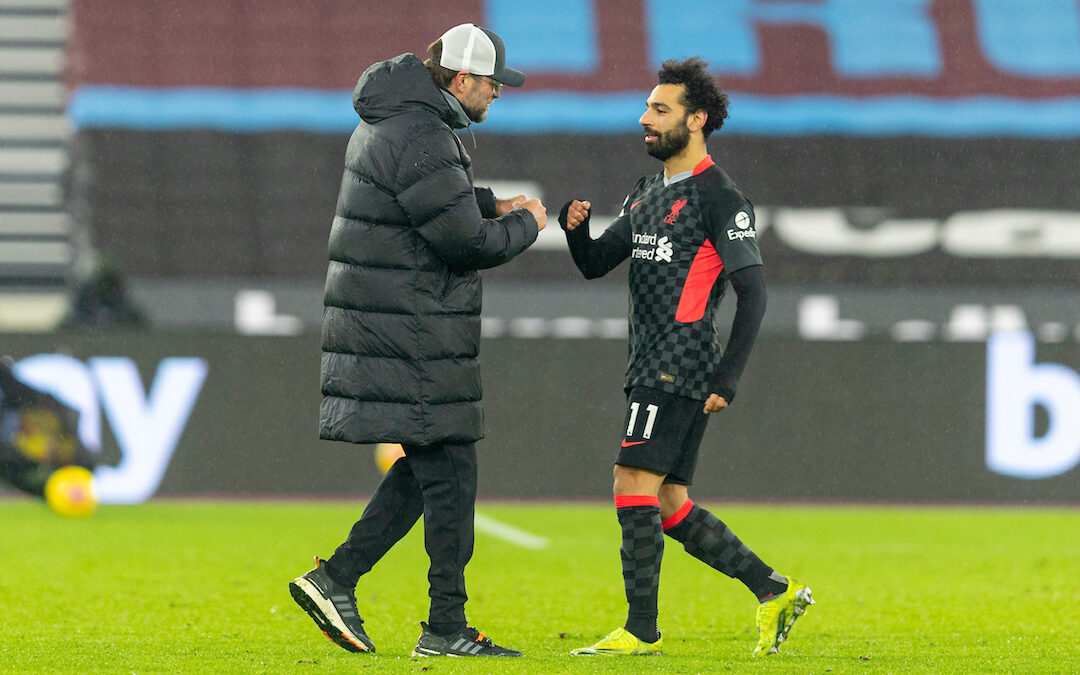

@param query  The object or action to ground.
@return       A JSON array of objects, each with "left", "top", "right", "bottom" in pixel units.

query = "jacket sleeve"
[
  {"left": 396, "top": 129, "right": 538, "bottom": 271},
  {"left": 474, "top": 187, "right": 497, "bottom": 219}
]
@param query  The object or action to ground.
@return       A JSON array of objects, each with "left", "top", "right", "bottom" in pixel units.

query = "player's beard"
[{"left": 645, "top": 118, "right": 690, "bottom": 161}]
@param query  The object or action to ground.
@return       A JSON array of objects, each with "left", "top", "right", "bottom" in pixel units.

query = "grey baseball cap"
[{"left": 437, "top": 23, "right": 526, "bottom": 87}]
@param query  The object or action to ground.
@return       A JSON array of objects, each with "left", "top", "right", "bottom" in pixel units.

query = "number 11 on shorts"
[{"left": 627, "top": 402, "right": 659, "bottom": 439}]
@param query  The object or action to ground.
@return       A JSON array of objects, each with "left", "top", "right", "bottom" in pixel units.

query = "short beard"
[
  {"left": 464, "top": 102, "right": 487, "bottom": 123},
  {"left": 646, "top": 118, "right": 690, "bottom": 161}
]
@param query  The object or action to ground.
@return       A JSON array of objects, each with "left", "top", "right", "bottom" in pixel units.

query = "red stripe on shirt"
[
  {"left": 692, "top": 154, "right": 715, "bottom": 176},
  {"left": 614, "top": 495, "right": 660, "bottom": 508},
  {"left": 661, "top": 498, "right": 694, "bottom": 530},
  {"left": 675, "top": 239, "right": 724, "bottom": 323}
]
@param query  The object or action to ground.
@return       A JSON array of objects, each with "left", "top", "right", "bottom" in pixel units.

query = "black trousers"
[{"left": 326, "top": 441, "right": 477, "bottom": 627}]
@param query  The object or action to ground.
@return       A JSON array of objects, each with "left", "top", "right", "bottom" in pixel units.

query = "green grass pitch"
[{"left": 1, "top": 499, "right": 1078, "bottom": 673}]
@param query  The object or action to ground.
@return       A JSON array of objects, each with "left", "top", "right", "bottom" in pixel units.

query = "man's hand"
[
  {"left": 495, "top": 194, "right": 527, "bottom": 217},
  {"left": 564, "top": 199, "right": 591, "bottom": 231},
  {"left": 520, "top": 197, "right": 547, "bottom": 231},
  {"left": 703, "top": 393, "right": 729, "bottom": 414}
]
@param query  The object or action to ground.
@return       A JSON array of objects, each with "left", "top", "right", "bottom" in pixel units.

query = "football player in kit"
[{"left": 561, "top": 58, "right": 813, "bottom": 657}]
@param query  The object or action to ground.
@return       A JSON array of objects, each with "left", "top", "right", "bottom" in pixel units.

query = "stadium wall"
[
  {"left": 73, "top": 129, "right": 1080, "bottom": 284},
  {"left": 5, "top": 334, "right": 1080, "bottom": 504},
  {"left": 66, "top": 0, "right": 1080, "bottom": 285}
]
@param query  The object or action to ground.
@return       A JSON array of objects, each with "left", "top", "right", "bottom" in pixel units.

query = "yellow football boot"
[
  {"left": 570, "top": 627, "right": 663, "bottom": 656},
  {"left": 753, "top": 577, "right": 814, "bottom": 656}
]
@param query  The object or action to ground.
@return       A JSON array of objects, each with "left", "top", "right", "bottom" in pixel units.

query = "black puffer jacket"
[{"left": 319, "top": 54, "right": 538, "bottom": 446}]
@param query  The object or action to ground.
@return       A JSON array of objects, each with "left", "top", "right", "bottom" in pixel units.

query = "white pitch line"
[{"left": 474, "top": 513, "right": 548, "bottom": 550}]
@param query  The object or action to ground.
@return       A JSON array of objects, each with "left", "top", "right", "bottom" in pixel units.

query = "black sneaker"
[
  {"left": 288, "top": 556, "right": 375, "bottom": 654},
  {"left": 411, "top": 622, "right": 523, "bottom": 657}
]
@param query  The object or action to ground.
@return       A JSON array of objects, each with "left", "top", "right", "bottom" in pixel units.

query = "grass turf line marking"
[{"left": 474, "top": 512, "right": 548, "bottom": 550}]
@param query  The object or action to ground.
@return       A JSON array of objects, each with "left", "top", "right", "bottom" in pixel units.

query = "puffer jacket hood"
[{"left": 352, "top": 53, "right": 452, "bottom": 126}]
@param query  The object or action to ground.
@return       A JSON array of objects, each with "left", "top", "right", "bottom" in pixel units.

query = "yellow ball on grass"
[{"left": 44, "top": 466, "right": 98, "bottom": 518}]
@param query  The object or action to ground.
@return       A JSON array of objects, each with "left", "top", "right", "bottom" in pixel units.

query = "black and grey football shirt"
[{"left": 570, "top": 155, "right": 763, "bottom": 399}]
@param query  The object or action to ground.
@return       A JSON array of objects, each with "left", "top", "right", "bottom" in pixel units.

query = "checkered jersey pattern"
[{"left": 609, "top": 163, "right": 763, "bottom": 399}]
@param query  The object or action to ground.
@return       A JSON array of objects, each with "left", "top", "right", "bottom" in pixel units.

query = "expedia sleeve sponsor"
[{"left": 710, "top": 200, "right": 762, "bottom": 273}]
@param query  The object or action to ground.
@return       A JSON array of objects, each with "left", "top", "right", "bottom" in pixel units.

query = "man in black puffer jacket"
[{"left": 290, "top": 24, "right": 546, "bottom": 658}]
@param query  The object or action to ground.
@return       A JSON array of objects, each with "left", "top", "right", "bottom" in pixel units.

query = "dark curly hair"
[{"left": 658, "top": 57, "right": 729, "bottom": 138}]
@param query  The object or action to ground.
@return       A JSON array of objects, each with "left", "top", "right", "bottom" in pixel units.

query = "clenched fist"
[{"left": 563, "top": 199, "right": 591, "bottom": 231}]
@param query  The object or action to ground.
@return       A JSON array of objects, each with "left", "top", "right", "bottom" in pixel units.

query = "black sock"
[
  {"left": 427, "top": 621, "right": 465, "bottom": 637},
  {"left": 664, "top": 500, "right": 787, "bottom": 601},
  {"left": 616, "top": 496, "right": 663, "bottom": 643},
  {"left": 323, "top": 560, "right": 355, "bottom": 590}
]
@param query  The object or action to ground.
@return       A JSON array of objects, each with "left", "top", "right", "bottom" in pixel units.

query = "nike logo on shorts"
[{"left": 621, "top": 440, "right": 647, "bottom": 447}]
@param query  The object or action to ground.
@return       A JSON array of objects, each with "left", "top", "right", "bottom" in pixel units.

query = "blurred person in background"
[
  {"left": 60, "top": 256, "right": 146, "bottom": 330},
  {"left": 559, "top": 58, "right": 813, "bottom": 657},
  {"left": 289, "top": 23, "right": 546, "bottom": 658},
  {"left": 0, "top": 356, "right": 98, "bottom": 501}
]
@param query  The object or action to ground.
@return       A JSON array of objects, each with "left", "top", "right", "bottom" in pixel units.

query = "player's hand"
[
  {"left": 495, "top": 194, "right": 526, "bottom": 217},
  {"left": 703, "top": 393, "right": 729, "bottom": 414},
  {"left": 521, "top": 197, "right": 547, "bottom": 231},
  {"left": 564, "top": 200, "right": 591, "bottom": 231}
]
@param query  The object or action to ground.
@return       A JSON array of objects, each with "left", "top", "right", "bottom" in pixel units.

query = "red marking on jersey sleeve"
[
  {"left": 631, "top": 199, "right": 643, "bottom": 209},
  {"left": 692, "top": 155, "right": 715, "bottom": 176},
  {"left": 614, "top": 495, "right": 661, "bottom": 508},
  {"left": 621, "top": 439, "right": 647, "bottom": 448},
  {"left": 675, "top": 240, "right": 724, "bottom": 323}
]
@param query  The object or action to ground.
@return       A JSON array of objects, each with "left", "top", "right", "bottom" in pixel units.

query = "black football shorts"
[{"left": 615, "top": 385, "right": 709, "bottom": 485}]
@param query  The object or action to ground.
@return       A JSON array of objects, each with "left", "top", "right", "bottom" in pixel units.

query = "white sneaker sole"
[{"left": 289, "top": 575, "right": 373, "bottom": 653}]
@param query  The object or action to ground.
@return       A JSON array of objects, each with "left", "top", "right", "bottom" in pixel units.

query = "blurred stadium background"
[{"left": 3, "top": 0, "right": 1080, "bottom": 505}]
